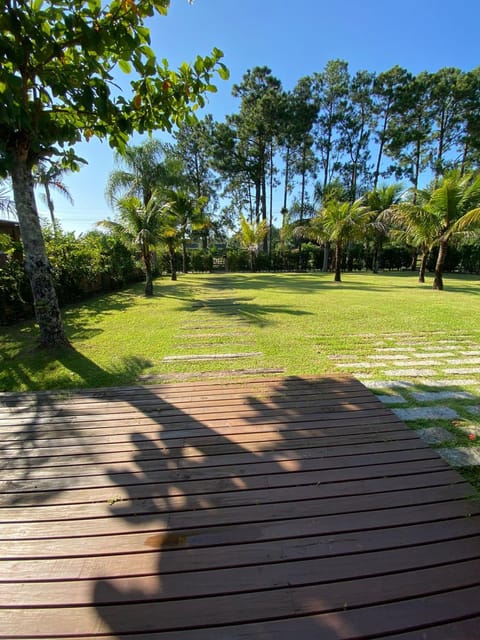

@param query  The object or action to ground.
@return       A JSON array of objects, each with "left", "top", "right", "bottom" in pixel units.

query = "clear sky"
[{"left": 41, "top": 0, "right": 480, "bottom": 233}]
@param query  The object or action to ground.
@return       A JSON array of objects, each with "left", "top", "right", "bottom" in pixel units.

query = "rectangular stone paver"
[
  {"left": 417, "top": 427, "right": 455, "bottom": 445},
  {"left": 384, "top": 369, "right": 436, "bottom": 377},
  {"left": 411, "top": 391, "right": 476, "bottom": 402},
  {"left": 376, "top": 394, "right": 407, "bottom": 404},
  {"left": 163, "top": 352, "right": 263, "bottom": 362},
  {"left": 375, "top": 348, "right": 415, "bottom": 353},
  {"left": 418, "top": 379, "right": 479, "bottom": 388},
  {"left": 362, "top": 380, "right": 414, "bottom": 389},
  {"left": 410, "top": 352, "right": 459, "bottom": 358},
  {"left": 393, "top": 406, "right": 459, "bottom": 421},
  {"left": 443, "top": 367, "right": 480, "bottom": 374},
  {"left": 437, "top": 447, "right": 480, "bottom": 467}
]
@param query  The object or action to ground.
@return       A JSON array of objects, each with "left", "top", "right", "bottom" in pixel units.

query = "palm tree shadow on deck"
[
  {"left": 91, "top": 376, "right": 363, "bottom": 639},
  {"left": 0, "top": 349, "right": 152, "bottom": 503}
]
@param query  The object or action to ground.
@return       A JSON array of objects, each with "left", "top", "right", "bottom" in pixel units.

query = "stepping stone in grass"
[
  {"left": 443, "top": 367, "right": 480, "bottom": 374},
  {"left": 376, "top": 394, "right": 407, "bottom": 405},
  {"left": 411, "top": 391, "right": 476, "bottom": 402},
  {"left": 362, "top": 380, "right": 414, "bottom": 389},
  {"left": 384, "top": 369, "right": 436, "bottom": 377},
  {"left": 464, "top": 405, "right": 480, "bottom": 416},
  {"left": 417, "top": 379, "right": 478, "bottom": 388},
  {"left": 375, "top": 347, "right": 415, "bottom": 352},
  {"left": 162, "top": 352, "right": 263, "bottom": 362},
  {"left": 437, "top": 447, "right": 480, "bottom": 467},
  {"left": 367, "top": 355, "right": 411, "bottom": 361},
  {"left": 393, "top": 406, "right": 459, "bottom": 421},
  {"left": 417, "top": 427, "right": 455, "bottom": 445}
]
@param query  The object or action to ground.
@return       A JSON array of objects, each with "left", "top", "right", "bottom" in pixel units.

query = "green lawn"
[{"left": 1, "top": 270, "right": 479, "bottom": 391}]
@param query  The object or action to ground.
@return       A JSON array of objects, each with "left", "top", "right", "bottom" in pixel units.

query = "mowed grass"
[{"left": 0, "top": 270, "right": 479, "bottom": 392}]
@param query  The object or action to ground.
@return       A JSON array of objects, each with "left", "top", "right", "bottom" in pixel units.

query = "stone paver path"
[{"left": 327, "top": 329, "right": 480, "bottom": 470}]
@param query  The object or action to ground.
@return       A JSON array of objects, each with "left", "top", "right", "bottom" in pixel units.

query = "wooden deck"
[{"left": 1, "top": 375, "right": 480, "bottom": 639}]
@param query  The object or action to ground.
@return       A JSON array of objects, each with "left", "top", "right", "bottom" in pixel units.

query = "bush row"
[{"left": 0, "top": 229, "right": 142, "bottom": 325}]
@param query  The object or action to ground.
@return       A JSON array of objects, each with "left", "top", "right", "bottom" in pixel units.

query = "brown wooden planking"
[
  {"left": 2, "top": 516, "right": 480, "bottom": 584},
  {"left": 0, "top": 430, "right": 426, "bottom": 466},
  {"left": 0, "top": 468, "right": 460, "bottom": 522},
  {"left": 0, "top": 431, "right": 420, "bottom": 486},
  {"left": 0, "top": 382, "right": 378, "bottom": 420},
  {"left": 2, "top": 564, "right": 480, "bottom": 636},
  {"left": 0, "top": 375, "right": 360, "bottom": 404},
  {"left": 0, "top": 400, "right": 390, "bottom": 433},
  {"left": 0, "top": 411, "right": 403, "bottom": 445},
  {"left": 0, "top": 380, "right": 377, "bottom": 418},
  {"left": 0, "top": 482, "right": 472, "bottom": 540},
  {"left": 4, "top": 500, "right": 479, "bottom": 560},
  {"left": 0, "top": 451, "right": 448, "bottom": 508},
  {"left": 2, "top": 375, "right": 480, "bottom": 639},
  {"left": 3, "top": 537, "right": 480, "bottom": 607},
  {"left": 0, "top": 423, "right": 416, "bottom": 456},
  {"left": 1, "top": 445, "right": 441, "bottom": 506}
]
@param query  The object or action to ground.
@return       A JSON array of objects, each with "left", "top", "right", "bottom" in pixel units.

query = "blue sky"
[{"left": 44, "top": 0, "right": 480, "bottom": 233}]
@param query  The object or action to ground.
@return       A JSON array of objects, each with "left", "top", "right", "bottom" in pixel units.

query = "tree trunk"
[
  {"left": 373, "top": 109, "right": 389, "bottom": 190},
  {"left": 269, "top": 143, "right": 273, "bottom": 257},
  {"left": 433, "top": 239, "right": 448, "bottom": 290},
  {"left": 261, "top": 159, "right": 268, "bottom": 254},
  {"left": 372, "top": 242, "right": 379, "bottom": 273},
  {"left": 322, "top": 241, "right": 330, "bottom": 272},
  {"left": 409, "top": 249, "right": 418, "bottom": 271},
  {"left": 418, "top": 250, "right": 428, "bottom": 283},
  {"left": 283, "top": 146, "right": 290, "bottom": 210},
  {"left": 334, "top": 241, "right": 342, "bottom": 282},
  {"left": 143, "top": 247, "right": 153, "bottom": 296},
  {"left": 44, "top": 182, "right": 58, "bottom": 233},
  {"left": 182, "top": 238, "right": 187, "bottom": 273},
  {"left": 169, "top": 244, "right": 177, "bottom": 281},
  {"left": 11, "top": 157, "right": 69, "bottom": 348}
]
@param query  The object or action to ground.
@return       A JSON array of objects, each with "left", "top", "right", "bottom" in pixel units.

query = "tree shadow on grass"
[{"left": 178, "top": 295, "right": 314, "bottom": 328}]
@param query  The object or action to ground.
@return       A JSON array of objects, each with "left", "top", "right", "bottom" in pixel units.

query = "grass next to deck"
[{"left": 1, "top": 376, "right": 480, "bottom": 638}]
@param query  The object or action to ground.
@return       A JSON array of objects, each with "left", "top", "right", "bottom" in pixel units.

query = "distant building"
[{"left": 0, "top": 219, "right": 20, "bottom": 242}]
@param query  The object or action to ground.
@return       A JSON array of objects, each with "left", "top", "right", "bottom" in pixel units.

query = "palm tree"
[
  {"left": 105, "top": 139, "right": 183, "bottom": 208},
  {"left": 422, "top": 170, "right": 480, "bottom": 290},
  {"left": 365, "top": 183, "right": 403, "bottom": 273},
  {"left": 33, "top": 162, "right": 74, "bottom": 231},
  {"left": 383, "top": 196, "right": 440, "bottom": 283},
  {"left": 161, "top": 189, "right": 208, "bottom": 274},
  {"left": 97, "top": 193, "right": 168, "bottom": 296},
  {"left": 316, "top": 198, "right": 370, "bottom": 282},
  {"left": 239, "top": 215, "right": 268, "bottom": 272}
]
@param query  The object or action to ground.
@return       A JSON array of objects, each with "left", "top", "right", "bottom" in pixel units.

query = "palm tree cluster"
[
  {"left": 293, "top": 171, "right": 480, "bottom": 288},
  {"left": 99, "top": 140, "right": 212, "bottom": 295}
]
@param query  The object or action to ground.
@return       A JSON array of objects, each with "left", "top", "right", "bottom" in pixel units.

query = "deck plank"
[{"left": 1, "top": 375, "right": 480, "bottom": 639}]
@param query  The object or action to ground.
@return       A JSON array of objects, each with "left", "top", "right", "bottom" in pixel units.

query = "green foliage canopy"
[{"left": 0, "top": 0, "right": 228, "bottom": 171}]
